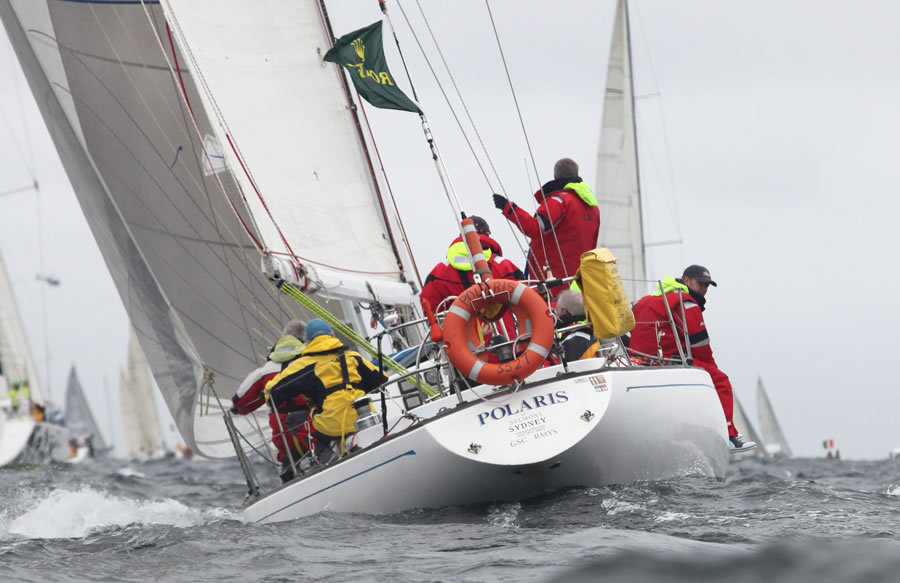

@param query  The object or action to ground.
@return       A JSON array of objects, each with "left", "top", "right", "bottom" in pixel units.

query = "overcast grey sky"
[{"left": 1, "top": 0, "right": 897, "bottom": 459}]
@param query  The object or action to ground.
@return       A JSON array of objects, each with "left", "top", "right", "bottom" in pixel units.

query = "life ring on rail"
[{"left": 442, "top": 278, "right": 554, "bottom": 385}]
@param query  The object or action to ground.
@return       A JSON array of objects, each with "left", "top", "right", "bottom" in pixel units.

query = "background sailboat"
[
  {"left": 596, "top": 0, "right": 646, "bottom": 302},
  {"left": 63, "top": 365, "right": 108, "bottom": 459},
  {"left": 119, "top": 328, "right": 167, "bottom": 460},
  {"left": 0, "top": 247, "right": 69, "bottom": 465},
  {"left": 756, "top": 377, "right": 793, "bottom": 458},
  {"left": 732, "top": 392, "right": 767, "bottom": 459}
]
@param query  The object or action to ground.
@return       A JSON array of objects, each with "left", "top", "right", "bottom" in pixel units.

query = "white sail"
[
  {"left": 756, "top": 377, "right": 792, "bottom": 458},
  {"left": 164, "top": 1, "right": 416, "bottom": 305},
  {"left": 118, "top": 366, "right": 143, "bottom": 459},
  {"left": 732, "top": 392, "right": 767, "bottom": 458},
  {"left": 0, "top": 1, "right": 417, "bottom": 457},
  {"left": 123, "top": 327, "right": 166, "bottom": 458},
  {"left": 0, "top": 247, "right": 43, "bottom": 405},
  {"left": 63, "top": 366, "right": 107, "bottom": 450},
  {"left": 596, "top": 0, "right": 646, "bottom": 302}
]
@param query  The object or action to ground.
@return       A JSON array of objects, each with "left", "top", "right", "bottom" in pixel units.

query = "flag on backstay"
[{"left": 323, "top": 21, "right": 422, "bottom": 114}]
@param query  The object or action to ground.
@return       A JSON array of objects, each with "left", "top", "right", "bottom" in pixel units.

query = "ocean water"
[{"left": 1, "top": 456, "right": 899, "bottom": 582}]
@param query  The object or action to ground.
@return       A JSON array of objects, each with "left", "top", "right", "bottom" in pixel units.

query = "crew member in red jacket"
[
  {"left": 230, "top": 320, "right": 314, "bottom": 481},
  {"left": 420, "top": 216, "right": 523, "bottom": 339},
  {"left": 628, "top": 265, "right": 756, "bottom": 453},
  {"left": 492, "top": 158, "right": 599, "bottom": 288}
]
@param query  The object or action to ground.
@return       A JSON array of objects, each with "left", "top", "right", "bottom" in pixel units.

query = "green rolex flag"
[{"left": 323, "top": 21, "right": 422, "bottom": 114}]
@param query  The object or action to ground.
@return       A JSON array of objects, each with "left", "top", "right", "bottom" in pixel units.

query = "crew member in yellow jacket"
[{"left": 265, "top": 318, "right": 386, "bottom": 464}]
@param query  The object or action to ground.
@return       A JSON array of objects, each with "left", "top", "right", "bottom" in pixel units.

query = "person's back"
[
  {"left": 493, "top": 158, "right": 599, "bottom": 283},
  {"left": 267, "top": 319, "right": 387, "bottom": 463}
]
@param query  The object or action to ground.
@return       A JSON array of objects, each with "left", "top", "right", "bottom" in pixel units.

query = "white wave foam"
[
  {"left": 886, "top": 484, "right": 900, "bottom": 497},
  {"left": 6, "top": 487, "right": 238, "bottom": 539},
  {"left": 654, "top": 511, "right": 689, "bottom": 523},
  {"left": 116, "top": 467, "right": 147, "bottom": 478},
  {"left": 487, "top": 501, "right": 521, "bottom": 528}
]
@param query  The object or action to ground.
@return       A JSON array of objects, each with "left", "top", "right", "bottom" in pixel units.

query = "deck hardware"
[
  {"left": 581, "top": 410, "right": 594, "bottom": 422},
  {"left": 468, "top": 443, "right": 482, "bottom": 454}
]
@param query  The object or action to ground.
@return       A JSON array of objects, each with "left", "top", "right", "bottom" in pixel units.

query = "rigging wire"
[
  {"left": 628, "top": 0, "right": 685, "bottom": 267},
  {"left": 482, "top": 0, "right": 569, "bottom": 279},
  {"left": 404, "top": 0, "right": 531, "bottom": 269}
]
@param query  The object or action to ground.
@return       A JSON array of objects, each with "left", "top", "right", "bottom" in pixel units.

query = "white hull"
[
  {"left": 0, "top": 414, "right": 71, "bottom": 467},
  {"left": 244, "top": 363, "right": 727, "bottom": 524}
]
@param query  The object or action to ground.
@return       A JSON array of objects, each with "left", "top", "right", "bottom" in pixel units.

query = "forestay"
[{"left": 596, "top": 0, "right": 646, "bottom": 302}]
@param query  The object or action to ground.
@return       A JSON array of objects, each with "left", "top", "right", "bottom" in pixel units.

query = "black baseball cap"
[{"left": 682, "top": 265, "right": 717, "bottom": 286}]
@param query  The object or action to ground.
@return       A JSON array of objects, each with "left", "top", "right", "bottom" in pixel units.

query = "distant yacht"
[
  {"left": 0, "top": 248, "right": 69, "bottom": 466},
  {"left": 756, "top": 377, "right": 793, "bottom": 458},
  {"left": 63, "top": 366, "right": 110, "bottom": 461},
  {"left": 119, "top": 328, "right": 167, "bottom": 460},
  {"left": 731, "top": 391, "right": 767, "bottom": 459}
]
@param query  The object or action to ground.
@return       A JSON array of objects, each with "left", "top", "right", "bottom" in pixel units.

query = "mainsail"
[
  {"left": 596, "top": 0, "right": 646, "bottom": 302},
  {"left": 63, "top": 366, "right": 107, "bottom": 450},
  {"left": 0, "top": 247, "right": 44, "bottom": 405},
  {"left": 756, "top": 377, "right": 792, "bottom": 458},
  {"left": 120, "top": 328, "right": 165, "bottom": 458},
  {"left": 0, "top": 1, "right": 419, "bottom": 457}
]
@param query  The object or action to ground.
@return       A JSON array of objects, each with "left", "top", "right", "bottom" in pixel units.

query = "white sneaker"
[{"left": 729, "top": 435, "right": 757, "bottom": 453}]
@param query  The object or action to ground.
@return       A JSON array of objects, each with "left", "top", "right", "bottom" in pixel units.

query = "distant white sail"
[
  {"left": 596, "top": 0, "right": 646, "bottom": 302},
  {"left": 756, "top": 377, "right": 792, "bottom": 458},
  {"left": 63, "top": 366, "right": 107, "bottom": 450},
  {"left": 0, "top": 1, "right": 418, "bottom": 457},
  {"left": 120, "top": 328, "right": 165, "bottom": 458},
  {"left": 0, "top": 247, "right": 44, "bottom": 405},
  {"left": 732, "top": 392, "right": 767, "bottom": 458}
]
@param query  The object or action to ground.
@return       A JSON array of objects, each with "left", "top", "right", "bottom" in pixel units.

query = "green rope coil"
[{"left": 279, "top": 282, "right": 437, "bottom": 397}]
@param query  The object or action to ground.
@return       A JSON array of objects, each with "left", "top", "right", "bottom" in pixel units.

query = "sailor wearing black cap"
[{"left": 628, "top": 265, "right": 756, "bottom": 453}]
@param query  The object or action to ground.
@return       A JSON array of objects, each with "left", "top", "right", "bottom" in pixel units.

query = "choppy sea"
[{"left": 1, "top": 455, "right": 899, "bottom": 582}]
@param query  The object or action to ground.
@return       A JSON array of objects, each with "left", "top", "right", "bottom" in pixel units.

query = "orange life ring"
[{"left": 442, "top": 278, "right": 554, "bottom": 385}]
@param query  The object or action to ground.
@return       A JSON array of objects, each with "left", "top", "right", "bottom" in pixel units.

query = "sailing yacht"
[
  {"left": 63, "top": 365, "right": 109, "bottom": 461},
  {"left": 0, "top": 247, "right": 69, "bottom": 466},
  {"left": 731, "top": 392, "right": 767, "bottom": 459},
  {"left": 119, "top": 328, "right": 167, "bottom": 460},
  {"left": 1, "top": 0, "right": 732, "bottom": 520},
  {"left": 756, "top": 377, "right": 793, "bottom": 458}
]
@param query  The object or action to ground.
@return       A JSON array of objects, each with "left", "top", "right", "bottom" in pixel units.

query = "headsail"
[
  {"left": 63, "top": 366, "right": 107, "bottom": 450},
  {"left": 0, "top": 247, "right": 44, "bottom": 405},
  {"left": 0, "top": 2, "right": 417, "bottom": 457},
  {"left": 596, "top": 0, "right": 646, "bottom": 302},
  {"left": 756, "top": 377, "right": 792, "bottom": 458}
]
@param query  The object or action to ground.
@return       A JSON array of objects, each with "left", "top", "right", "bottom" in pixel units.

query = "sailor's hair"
[
  {"left": 556, "top": 289, "right": 585, "bottom": 317},
  {"left": 281, "top": 320, "right": 307, "bottom": 339},
  {"left": 553, "top": 158, "right": 579, "bottom": 179}
]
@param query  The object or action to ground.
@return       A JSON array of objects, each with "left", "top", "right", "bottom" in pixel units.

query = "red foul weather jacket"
[
  {"left": 420, "top": 233, "right": 524, "bottom": 340},
  {"left": 629, "top": 276, "right": 737, "bottom": 437},
  {"left": 501, "top": 178, "right": 599, "bottom": 282},
  {"left": 231, "top": 341, "right": 314, "bottom": 461}
]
